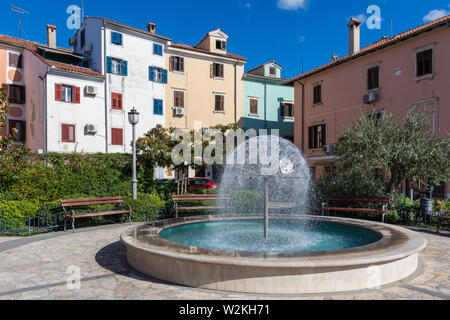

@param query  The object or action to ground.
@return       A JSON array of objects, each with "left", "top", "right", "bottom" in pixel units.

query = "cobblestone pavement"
[
  {"left": 0, "top": 237, "right": 19, "bottom": 244},
  {"left": 0, "top": 224, "right": 449, "bottom": 300}
]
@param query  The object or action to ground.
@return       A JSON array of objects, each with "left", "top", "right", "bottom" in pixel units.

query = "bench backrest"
[
  {"left": 61, "top": 197, "right": 123, "bottom": 208},
  {"left": 172, "top": 194, "right": 230, "bottom": 202},
  {"left": 325, "top": 195, "right": 390, "bottom": 203}
]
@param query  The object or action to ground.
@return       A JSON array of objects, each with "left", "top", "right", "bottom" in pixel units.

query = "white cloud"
[
  {"left": 277, "top": 0, "right": 308, "bottom": 11},
  {"left": 245, "top": 2, "right": 252, "bottom": 10},
  {"left": 298, "top": 35, "right": 305, "bottom": 43},
  {"left": 423, "top": 9, "right": 449, "bottom": 22},
  {"left": 355, "top": 14, "right": 368, "bottom": 23}
]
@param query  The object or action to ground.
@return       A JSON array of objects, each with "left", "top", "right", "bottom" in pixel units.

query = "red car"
[{"left": 187, "top": 178, "right": 218, "bottom": 190}]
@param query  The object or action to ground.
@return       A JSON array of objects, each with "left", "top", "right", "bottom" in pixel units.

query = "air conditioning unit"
[
  {"left": 323, "top": 145, "right": 334, "bottom": 154},
  {"left": 85, "top": 86, "right": 98, "bottom": 96},
  {"left": 363, "top": 92, "right": 378, "bottom": 104},
  {"left": 69, "top": 37, "right": 76, "bottom": 46},
  {"left": 84, "top": 43, "right": 93, "bottom": 53},
  {"left": 85, "top": 124, "right": 98, "bottom": 134},
  {"left": 174, "top": 107, "right": 185, "bottom": 116}
]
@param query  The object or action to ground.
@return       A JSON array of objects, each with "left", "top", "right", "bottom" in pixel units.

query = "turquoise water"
[{"left": 159, "top": 219, "right": 382, "bottom": 253}]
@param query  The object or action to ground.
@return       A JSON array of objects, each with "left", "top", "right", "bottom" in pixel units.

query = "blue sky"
[{"left": 1, "top": 0, "right": 449, "bottom": 79}]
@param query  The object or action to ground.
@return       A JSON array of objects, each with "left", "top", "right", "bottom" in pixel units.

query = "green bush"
[
  {"left": 388, "top": 194, "right": 420, "bottom": 224},
  {"left": 0, "top": 201, "right": 39, "bottom": 220},
  {"left": 123, "top": 193, "right": 166, "bottom": 222},
  {"left": 229, "top": 190, "right": 263, "bottom": 214}
]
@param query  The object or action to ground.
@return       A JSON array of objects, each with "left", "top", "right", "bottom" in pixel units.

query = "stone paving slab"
[{"left": 0, "top": 224, "right": 449, "bottom": 300}]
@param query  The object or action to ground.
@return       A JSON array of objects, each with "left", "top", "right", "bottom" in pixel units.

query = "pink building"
[{"left": 286, "top": 15, "right": 450, "bottom": 199}]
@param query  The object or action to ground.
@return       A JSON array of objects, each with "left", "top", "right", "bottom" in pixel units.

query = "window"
[
  {"left": 173, "top": 90, "right": 185, "bottom": 108},
  {"left": 61, "top": 124, "right": 75, "bottom": 143},
  {"left": 153, "top": 43, "right": 163, "bottom": 56},
  {"left": 216, "top": 40, "right": 226, "bottom": 50},
  {"left": 111, "top": 93, "right": 123, "bottom": 110},
  {"left": 211, "top": 63, "right": 224, "bottom": 78},
  {"left": 111, "top": 128, "right": 123, "bottom": 146},
  {"left": 154, "top": 99, "right": 163, "bottom": 115},
  {"left": 149, "top": 67, "right": 167, "bottom": 83},
  {"left": 9, "top": 52, "right": 23, "bottom": 68},
  {"left": 171, "top": 56, "right": 184, "bottom": 72},
  {"left": 249, "top": 98, "right": 258, "bottom": 115},
  {"left": 367, "top": 66, "right": 380, "bottom": 90},
  {"left": 416, "top": 49, "right": 433, "bottom": 77},
  {"left": 313, "top": 85, "right": 322, "bottom": 104},
  {"left": 269, "top": 67, "right": 276, "bottom": 76},
  {"left": 111, "top": 32, "right": 123, "bottom": 45},
  {"left": 281, "top": 102, "right": 294, "bottom": 118},
  {"left": 106, "top": 57, "right": 128, "bottom": 76},
  {"left": 55, "top": 84, "right": 80, "bottom": 103},
  {"left": 7, "top": 85, "right": 26, "bottom": 104},
  {"left": 80, "top": 29, "right": 85, "bottom": 48},
  {"left": 308, "top": 124, "right": 327, "bottom": 150},
  {"left": 8, "top": 120, "right": 25, "bottom": 142},
  {"left": 215, "top": 94, "right": 225, "bottom": 112}
]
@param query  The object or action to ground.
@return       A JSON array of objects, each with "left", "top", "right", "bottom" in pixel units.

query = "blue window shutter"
[
  {"left": 118, "top": 33, "right": 123, "bottom": 45},
  {"left": 106, "top": 57, "right": 112, "bottom": 73},
  {"left": 121, "top": 60, "right": 128, "bottom": 76},
  {"left": 149, "top": 66, "right": 155, "bottom": 81},
  {"left": 162, "top": 69, "right": 167, "bottom": 84},
  {"left": 112, "top": 32, "right": 123, "bottom": 45}
]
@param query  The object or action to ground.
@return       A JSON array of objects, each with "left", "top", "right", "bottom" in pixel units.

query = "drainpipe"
[
  {"left": 298, "top": 80, "right": 305, "bottom": 152},
  {"left": 103, "top": 20, "right": 109, "bottom": 154},
  {"left": 264, "top": 79, "right": 267, "bottom": 132},
  {"left": 41, "top": 70, "right": 48, "bottom": 153},
  {"left": 234, "top": 59, "right": 241, "bottom": 125}
]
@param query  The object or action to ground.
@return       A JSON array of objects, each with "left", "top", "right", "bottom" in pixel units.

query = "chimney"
[
  {"left": 147, "top": 22, "right": 156, "bottom": 34},
  {"left": 347, "top": 18, "right": 361, "bottom": 55},
  {"left": 47, "top": 24, "right": 57, "bottom": 48}
]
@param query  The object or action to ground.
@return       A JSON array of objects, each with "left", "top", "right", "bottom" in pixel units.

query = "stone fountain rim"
[{"left": 120, "top": 215, "right": 427, "bottom": 269}]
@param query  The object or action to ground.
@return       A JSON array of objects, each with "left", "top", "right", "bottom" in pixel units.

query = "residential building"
[
  {"left": 286, "top": 15, "right": 450, "bottom": 199},
  {"left": 243, "top": 61, "right": 294, "bottom": 141},
  {"left": 0, "top": 27, "right": 106, "bottom": 153},
  {"left": 165, "top": 29, "right": 247, "bottom": 130},
  {"left": 72, "top": 17, "right": 171, "bottom": 153}
]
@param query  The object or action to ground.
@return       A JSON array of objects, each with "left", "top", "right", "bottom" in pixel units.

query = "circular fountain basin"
[{"left": 121, "top": 216, "right": 427, "bottom": 294}]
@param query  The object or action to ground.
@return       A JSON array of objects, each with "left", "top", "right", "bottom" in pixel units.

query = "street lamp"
[{"left": 128, "top": 108, "right": 139, "bottom": 200}]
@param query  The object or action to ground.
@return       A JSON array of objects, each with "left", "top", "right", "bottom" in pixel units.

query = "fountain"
[{"left": 121, "top": 136, "right": 427, "bottom": 294}]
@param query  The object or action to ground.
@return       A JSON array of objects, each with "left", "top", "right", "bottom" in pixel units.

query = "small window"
[
  {"left": 171, "top": 56, "right": 184, "bottom": 72},
  {"left": 308, "top": 124, "right": 327, "bottom": 150},
  {"left": 215, "top": 94, "right": 224, "bottom": 112},
  {"left": 112, "top": 93, "right": 123, "bottom": 110},
  {"left": 216, "top": 40, "right": 226, "bottom": 50},
  {"left": 107, "top": 57, "right": 128, "bottom": 76},
  {"left": 61, "top": 124, "right": 75, "bottom": 143},
  {"left": 212, "top": 63, "right": 224, "bottom": 78},
  {"left": 8, "top": 120, "right": 25, "bottom": 142},
  {"left": 281, "top": 103, "right": 293, "bottom": 118},
  {"left": 313, "top": 84, "right": 322, "bottom": 104},
  {"left": 149, "top": 67, "right": 168, "bottom": 83},
  {"left": 111, "top": 128, "right": 123, "bottom": 146},
  {"left": 367, "top": 66, "right": 380, "bottom": 90},
  {"left": 9, "top": 52, "right": 23, "bottom": 69},
  {"left": 153, "top": 43, "right": 163, "bottom": 56},
  {"left": 8, "top": 85, "right": 26, "bottom": 104},
  {"left": 111, "top": 32, "right": 123, "bottom": 45},
  {"left": 416, "top": 49, "right": 433, "bottom": 77},
  {"left": 269, "top": 67, "right": 276, "bottom": 76},
  {"left": 249, "top": 98, "right": 258, "bottom": 115},
  {"left": 154, "top": 99, "right": 163, "bottom": 115},
  {"left": 55, "top": 84, "right": 80, "bottom": 103},
  {"left": 62, "top": 85, "right": 73, "bottom": 102},
  {"left": 174, "top": 90, "right": 185, "bottom": 108}
]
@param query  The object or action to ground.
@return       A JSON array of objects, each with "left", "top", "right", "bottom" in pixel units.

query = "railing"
[{"left": 0, "top": 214, "right": 62, "bottom": 236}]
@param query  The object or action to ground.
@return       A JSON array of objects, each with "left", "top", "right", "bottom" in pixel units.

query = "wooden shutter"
[
  {"left": 149, "top": 66, "right": 155, "bottom": 81},
  {"left": 321, "top": 124, "right": 327, "bottom": 147},
  {"left": 73, "top": 87, "right": 80, "bottom": 103},
  {"left": 121, "top": 60, "right": 128, "bottom": 76},
  {"left": 9, "top": 53, "right": 17, "bottom": 67},
  {"left": 219, "top": 64, "right": 224, "bottom": 78},
  {"left": 55, "top": 84, "right": 63, "bottom": 101},
  {"left": 174, "top": 91, "right": 184, "bottom": 108},
  {"left": 62, "top": 124, "right": 75, "bottom": 143},
  {"left": 250, "top": 99, "right": 258, "bottom": 114},
  {"left": 210, "top": 64, "right": 215, "bottom": 78},
  {"left": 111, "top": 128, "right": 123, "bottom": 146},
  {"left": 106, "top": 57, "right": 112, "bottom": 73},
  {"left": 169, "top": 56, "right": 174, "bottom": 71},
  {"left": 180, "top": 57, "right": 184, "bottom": 72},
  {"left": 162, "top": 69, "right": 168, "bottom": 84}
]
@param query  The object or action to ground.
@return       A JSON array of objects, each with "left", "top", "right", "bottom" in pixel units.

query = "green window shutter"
[
  {"left": 162, "top": 69, "right": 167, "bottom": 84},
  {"left": 149, "top": 66, "right": 155, "bottom": 81},
  {"left": 121, "top": 60, "right": 128, "bottom": 76},
  {"left": 106, "top": 57, "right": 112, "bottom": 73}
]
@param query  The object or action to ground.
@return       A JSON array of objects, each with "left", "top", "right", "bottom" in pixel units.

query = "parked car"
[{"left": 187, "top": 178, "right": 218, "bottom": 190}]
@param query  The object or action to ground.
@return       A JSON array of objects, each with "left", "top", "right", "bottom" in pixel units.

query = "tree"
[{"left": 332, "top": 109, "right": 449, "bottom": 195}]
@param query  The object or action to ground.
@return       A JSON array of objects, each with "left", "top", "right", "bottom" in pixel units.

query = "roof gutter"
[{"left": 103, "top": 19, "right": 109, "bottom": 154}]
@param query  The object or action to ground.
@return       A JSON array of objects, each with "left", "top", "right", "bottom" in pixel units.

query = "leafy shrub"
[
  {"left": 123, "top": 193, "right": 166, "bottom": 222},
  {"left": 388, "top": 194, "right": 420, "bottom": 224},
  {"left": 229, "top": 190, "right": 263, "bottom": 214},
  {"left": 0, "top": 201, "right": 39, "bottom": 220},
  {"left": 437, "top": 200, "right": 450, "bottom": 215}
]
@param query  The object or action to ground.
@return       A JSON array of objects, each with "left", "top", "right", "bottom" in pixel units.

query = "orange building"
[{"left": 286, "top": 15, "right": 450, "bottom": 199}]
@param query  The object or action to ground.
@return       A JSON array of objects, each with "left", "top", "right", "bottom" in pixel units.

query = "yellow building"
[{"left": 166, "top": 29, "right": 247, "bottom": 130}]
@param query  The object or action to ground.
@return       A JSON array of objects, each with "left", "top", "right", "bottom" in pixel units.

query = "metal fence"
[{"left": 0, "top": 215, "right": 61, "bottom": 236}]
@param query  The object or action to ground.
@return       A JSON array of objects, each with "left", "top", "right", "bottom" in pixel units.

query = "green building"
[{"left": 243, "top": 61, "right": 294, "bottom": 142}]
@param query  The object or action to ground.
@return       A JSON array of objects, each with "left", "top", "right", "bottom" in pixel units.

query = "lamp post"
[{"left": 128, "top": 108, "right": 139, "bottom": 200}]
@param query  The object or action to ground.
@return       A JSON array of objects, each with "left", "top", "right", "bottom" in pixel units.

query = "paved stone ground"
[{"left": 0, "top": 224, "right": 449, "bottom": 300}]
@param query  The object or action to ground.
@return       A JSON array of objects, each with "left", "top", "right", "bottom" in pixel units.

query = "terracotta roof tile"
[
  {"left": 285, "top": 15, "right": 450, "bottom": 84},
  {"left": 170, "top": 43, "right": 247, "bottom": 61}
]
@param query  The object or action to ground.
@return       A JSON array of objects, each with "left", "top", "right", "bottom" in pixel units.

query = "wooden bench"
[
  {"left": 321, "top": 195, "right": 390, "bottom": 223},
  {"left": 436, "top": 210, "right": 450, "bottom": 233},
  {"left": 61, "top": 197, "right": 132, "bottom": 233},
  {"left": 172, "top": 194, "right": 230, "bottom": 217}
]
